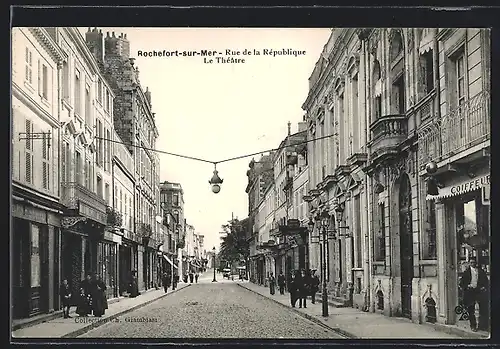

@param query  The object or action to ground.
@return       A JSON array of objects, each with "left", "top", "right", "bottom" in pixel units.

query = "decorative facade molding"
[
  {"left": 61, "top": 216, "right": 87, "bottom": 229},
  {"left": 28, "top": 27, "right": 67, "bottom": 64}
]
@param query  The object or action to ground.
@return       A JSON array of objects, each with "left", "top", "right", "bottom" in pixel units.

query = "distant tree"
[{"left": 219, "top": 218, "right": 249, "bottom": 267}]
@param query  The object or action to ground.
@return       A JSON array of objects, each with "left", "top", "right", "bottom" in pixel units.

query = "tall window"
[
  {"left": 424, "top": 200, "right": 437, "bottom": 259},
  {"left": 120, "top": 190, "right": 123, "bottom": 215},
  {"left": 85, "top": 85, "right": 91, "bottom": 126},
  {"left": 392, "top": 75, "right": 405, "bottom": 114},
  {"left": 352, "top": 74, "right": 359, "bottom": 152},
  {"left": 421, "top": 50, "right": 434, "bottom": 94},
  {"left": 339, "top": 93, "right": 345, "bottom": 164},
  {"left": 375, "top": 203, "right": 386, "bottom": 261},
  {"left": 84, "top": 160, "right": 89, "bottom": 189},
  {"left": 129, "top": 197, "right": 133, "bottom": 228},
  {"left": 41, "top": 64, "right": 48, "bottom": 100},
  {"left": 96, "top": 176, "right": 103, "bottom": 198},
  {"left": 114, "top": 186, "right": 118, "bottom": 208},
  {"left": 62, "top": 60, "right": 69, "bottom": 100},
  {"left": 97, "top": 79, "right": 103, "bottom": 104},
  {"left": 173, "top": 193, "right": 179, "bottom": 206},
  {"left": 75, "top": 151, "right": 82, "bottom": 185},
  {"left": 105, "top": 90, "right": 110, "bottom": 112},
  {"left": 105, "top": 183, "right": 110, "bottom": 204},
  {"left": 96, "top": 120, "right": 103, "bottom": 166},
  {"left": 456, "top": 52, "right": 466, "bottom": 107},
  {"left": 354, "top": 195, "right": 362, "bottom": 268},
  {"left": 25, "top": 119, "right": 33, "bottom": 184},
  {"left": 30, "top": 224, "right": 41, "bottom": 288},
  {"left": 105, "top": 129, "right": 111, "bottom": 172},
  {"left": 372, "top": 60, "right": 382, "bottom": 121},
  {"left": 42, "top": 132, "right": 50, "bottom": 190},
  {"left": 25, "top": 48, "right": 33, "bottom": 84},
  {"left": 74, "top": 70, "right": 81, "bottom": 115},
  {"left": 61, "top": 141, "right": 67, "bottom": 183}
]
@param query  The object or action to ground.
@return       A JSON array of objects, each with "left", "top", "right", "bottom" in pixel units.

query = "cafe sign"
[{"left": 427, "top": 174, "right": 490, "bottom": 201}]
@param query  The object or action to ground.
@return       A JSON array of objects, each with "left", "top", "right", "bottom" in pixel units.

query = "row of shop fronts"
[{"left": 11, "top": 186, "right": 177, "bottom": 320}]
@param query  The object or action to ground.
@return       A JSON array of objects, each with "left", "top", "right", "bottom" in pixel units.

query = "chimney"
[
  {"left": 112, "top": 32, "right": 116, "bottom": 37},
  {"left": 144, "top": 87, "right": 152, "bottom": 108},
  {"left": 287, "top": 121, "right": 291, "bottom": 136}
]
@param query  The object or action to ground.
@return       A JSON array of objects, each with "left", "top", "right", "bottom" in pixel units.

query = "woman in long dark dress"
[
  {"left": 289, "top": 270, "right": 299, "bottom": 307},
  {"left": 60, "top": 279, "right": 72, "bottom": 318},
  {"left": 76, "top": 273, "right": 93, "bottom": 316},
  {"left": 92, "top": 274, "right": 107, "bottom": 317},
  {"left": 130, "top": 271, "right": 140, "bottom": 298}
]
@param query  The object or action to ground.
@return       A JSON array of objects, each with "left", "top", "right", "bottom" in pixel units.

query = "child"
[{"left": 60, "top": 279, "right": 72, "bottom": 318}]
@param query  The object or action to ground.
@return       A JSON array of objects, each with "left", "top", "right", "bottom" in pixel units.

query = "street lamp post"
[
  {"left": 320, "top": 210, "right": 330, "bottom": 317},
  {"left": 212, "top": 246, "right": 217, "bottom": 282}
]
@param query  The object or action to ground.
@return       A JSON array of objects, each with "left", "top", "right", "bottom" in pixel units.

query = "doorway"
[
  {"left": 399, "top": 173, "right": 414, "bottom": 318},
  {"left": 12, "top": 218, "right": 30, "bottom": 319},
  {"left": 62, "top": 232, "right": 83, "bottom": 305}
]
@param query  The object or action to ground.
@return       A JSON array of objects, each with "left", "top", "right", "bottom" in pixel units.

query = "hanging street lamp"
[{"left": 209, "top": 164, "right": 224, "bottom": 194}]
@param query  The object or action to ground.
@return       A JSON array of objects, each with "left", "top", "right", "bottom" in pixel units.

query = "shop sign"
[
  {"left": 112, "top": 233, "right": 122, "bottom": 245},
  {"left": 24, "top": 206, "right": 47, "bottom": 225},
  {"left": 104, "top": 230, "right": 114, "bottom": 241},
  {"left": 449, "top": 174, "right": 490, "bottom": 196},
  {"left": 482, "top": 185, "right": 490, "bottom": 205},
  {"left": 12, "top": 203, "right": 24, "bottom": 219},
  {"left": 427, "top": 173, "right": 490, "bottom": 200}
]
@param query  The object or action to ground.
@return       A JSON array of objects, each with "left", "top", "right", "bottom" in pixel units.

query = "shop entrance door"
[
  {"left": 62, "top": 232, "right": 83, "bottom": 305},
  {"left": 399, "top": 173, "right": 414, "bottom": 319},
  {"left": 12, "top": 218, "right": 30, "bottom": 319}
]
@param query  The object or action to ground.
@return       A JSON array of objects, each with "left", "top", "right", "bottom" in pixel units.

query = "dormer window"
[{"left": 390, "top": 30, "right": 404, "bottom": 62}]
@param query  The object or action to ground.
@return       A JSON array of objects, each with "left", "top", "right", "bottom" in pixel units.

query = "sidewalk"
[
  {"left": 239, "top": 282, "right": 485, "bottom": 339},
  {"left": 12, "top": 283, "right": 190, "bottom": 338}
]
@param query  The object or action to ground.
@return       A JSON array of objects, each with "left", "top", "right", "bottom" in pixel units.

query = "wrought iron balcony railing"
[
  {"left": 61, "top": 182, "right": 107, "bottom": 225},
  {"left": 418, "top": 90, "right": 490, "bottom": 166}
]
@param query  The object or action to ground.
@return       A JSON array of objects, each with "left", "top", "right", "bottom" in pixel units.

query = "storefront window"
[
  {"left": 456, "top": 195, "right": 490, "bottom": 275},
  {"left": 30, "top": 225, "right": 41, "bottom": 288},
  {"left": 423, "top": 200, "right": 437, "bottom": 259}
]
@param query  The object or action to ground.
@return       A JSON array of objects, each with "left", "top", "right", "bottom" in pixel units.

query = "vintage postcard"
[{"left": 10, "top": 21, "right": 491, "bottom": 341}]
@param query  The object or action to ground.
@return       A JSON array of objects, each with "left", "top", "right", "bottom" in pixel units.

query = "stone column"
[{"left": 435, "top": 199, "right": 449, "bottom": 323}]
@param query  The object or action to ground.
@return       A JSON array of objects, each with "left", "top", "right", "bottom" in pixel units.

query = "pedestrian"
[
  {"left": 269, "top": 272, "right": 276, "bottom": 295},
  {"left": 60, "top": 279, "right": 72, "bottom": 318},
  {"left": 173, "top": 272, "right": 178, "bottom": 290},
  {"left": 298, "top": 269, "right": 309, "bottom": 309},
  {"left": 459, "top": 259, "right": 489, "bottom": 332},
  {"left": 76, "top": 273, "right": 93, "bottom": 316},
  {"left": 289, "top": 270, "right": 299, "bottom": 308},
  {"left": 129, "top": 271, "right": 140, "bottom": 298},
  {"left": 189, "top": 271, "right": 194, "bottom": 284},
  {"left": 278, "top": 270, "right": 286, "bottom": 295},
  {"left": 161, "top": 272, "right": 169, "bottom": 293},
  {"left": 195, "top": 272, "right": 199, "bottom": 283},
  {"left": 310, "top": 269, "right": 320, "bottom": 304},
  {"left": 92, "top": 274, "right": 107, "bottom": 317}
]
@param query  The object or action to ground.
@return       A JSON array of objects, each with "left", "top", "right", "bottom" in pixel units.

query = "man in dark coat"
[
  {"left": 269, "top": 272, "right": 276, "bottom": 295},
  {"left": 161, "top": 272, "right": 169, "bottom": 293},
  {"left": 277, "top": 271, "right": 286, "bottom": 295},
  {"left": 76, "top": 273, "right": 93, "bottom": 316},
  {"left": 92, "top": 274, "right": 107, "bottom": 317},
  {"left": 298, "top": 269, "right": 309, "bottom": 309},
  {"left": 129, "top": 270, "right": 140, "bottom": 298},
  {"left": 60, "top": 279, "right": 72, "bottom": 318},
  {"left": 459, "top": 259, "right": 489, "bottom": 331},
  {"left": 289, "top": 270, "right": 299, "bottom": 308},
  {"left": 310, "top": 269, "right": 320, "bottom": 304}
]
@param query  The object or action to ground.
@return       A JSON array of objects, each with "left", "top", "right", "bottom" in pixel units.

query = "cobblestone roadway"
[{"left": 79, "top": 283, "right": 343, "bottom": 339}]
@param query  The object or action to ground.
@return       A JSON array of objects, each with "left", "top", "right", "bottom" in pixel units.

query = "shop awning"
[
  {"left": 419, "top": 29, "right": 435, "bottom": 55},
  {"left": 163, "top": 254, "right": 178, "bottom": 269},
  {"left": 426, "top": 173, "right": 490, "bottom": 201}
]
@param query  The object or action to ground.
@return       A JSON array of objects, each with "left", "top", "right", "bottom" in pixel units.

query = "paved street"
[{"left": 79, "top": 278, "right": 344, "bottom": 339}]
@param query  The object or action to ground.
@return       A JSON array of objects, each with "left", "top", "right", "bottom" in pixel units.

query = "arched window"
[{"left": 390, "top": 31, "right": 404, "bottom": 62}]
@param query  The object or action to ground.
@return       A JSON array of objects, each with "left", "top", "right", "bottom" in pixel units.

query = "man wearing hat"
[{"left": 310, "top": 269, "right": 320, "bottom": 304}]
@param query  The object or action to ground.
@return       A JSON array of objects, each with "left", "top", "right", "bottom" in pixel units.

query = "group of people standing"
[
  {"left": 268, "top": 269, "right": 320, "bottom": 308},
  {"left": 59, "top": 272, "right": 109, "bottom": 318},
  {"left": 161, "top": 272, "right": 179, "bottom": 293},
  {"left": 182, "top": 271, "right": 200, "bottom": 284}
]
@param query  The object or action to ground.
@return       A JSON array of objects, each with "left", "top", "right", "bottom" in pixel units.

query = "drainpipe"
[{"left": 57, "top": 59, "right": 62, "bottom": 198}]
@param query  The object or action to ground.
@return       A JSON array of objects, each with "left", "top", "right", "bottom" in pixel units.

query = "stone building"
[
  {"left": 159, "top": 181, "right": 185, "bottom": 279},
  {"left": 85, "top": 28, "right": 161, "bottom": 293},
  {"left": 303, "top": 28, "right": 371, "bottom": 309},
  {"left": 303, "top": 28, "right": 490, "bottom": 333},
  {"left": 246, "top": 154, "right": 274, "bottom": 283},
  {"left": 11, "top": 27, "right": 66, "bottom": 319}
]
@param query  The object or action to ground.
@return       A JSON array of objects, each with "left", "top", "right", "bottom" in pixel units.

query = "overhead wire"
[{"left": 94, "top": 132, "right": 335, "bottom": 166}]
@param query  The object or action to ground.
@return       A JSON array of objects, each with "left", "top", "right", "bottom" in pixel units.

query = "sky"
[{"left": 80, "top": 27, "right": 331, "bottom": 252}]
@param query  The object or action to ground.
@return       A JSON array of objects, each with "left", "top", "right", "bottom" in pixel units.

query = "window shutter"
[
  {"left": 38, "top": 60, "right": 42, "bottom": 95},
  {"left": 25, "top": 151, "right": 32, "bottom": 183}
]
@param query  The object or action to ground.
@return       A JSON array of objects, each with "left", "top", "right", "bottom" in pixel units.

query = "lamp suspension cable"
[{"left": 94, "top": 132, "right": 335, "bottom": 167}]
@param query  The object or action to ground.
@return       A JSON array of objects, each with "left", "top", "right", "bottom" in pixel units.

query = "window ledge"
[
  {"left": 420, "top": 259, "right": 438, "bottom": 265},
  {"left": 62, "top": 98, "right": 73, "bottom": 111},
  {"left": 41, "top": 97, "right": 50, "bottom": 108},
  {"left": 24, "top": 81, "right": 35, "bottom": 93}
]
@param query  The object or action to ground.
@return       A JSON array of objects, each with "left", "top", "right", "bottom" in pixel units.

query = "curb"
[
  {"left": 237, "top": 284, "right": 356, "bottom": 339},
  {"left": 61, "top": 284, "right": 191, "bottom": 338},
  {"left": 421, "top": 322, "right": 490, "bottom": 340}
]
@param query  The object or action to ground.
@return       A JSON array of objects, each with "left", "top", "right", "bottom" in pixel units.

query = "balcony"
[
  {"left": 369, "top": 114, "right": 408, "bottom": 160},
  {"left": 61, "top": 182, "right": 107, "bottom": 225},
  {"left": 418, "top": 91, "right": 490, "bottom": 166}
]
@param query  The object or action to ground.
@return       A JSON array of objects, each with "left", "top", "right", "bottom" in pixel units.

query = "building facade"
[
  {"left": 85, "top": 28, "right": 161, "bottom": 292},
  {"left": 301, "top": 27, "right": 490, "bottom": 333},
  {"left": 159, "top": 181, "right": 185, "bottom": 279},
  {"left": 246, "top": 154, "right": 274, "bottom": 283},
  {"left": 12, "top": 27, "right": 66, "bottom": 318},
  {"left": 112, "top": 129, "right": 139, "bottom": 295}
]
